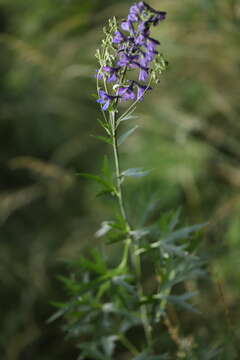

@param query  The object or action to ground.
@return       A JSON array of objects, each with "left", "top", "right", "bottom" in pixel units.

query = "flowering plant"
[
  {"left": 50, "top": 2, "right": 215, "bottom": 359},
  {"left": 96, "top": 1, "right": 167, "bottom": 113}
]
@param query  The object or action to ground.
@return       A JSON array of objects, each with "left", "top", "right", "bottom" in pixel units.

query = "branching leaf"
[
  {"left": 151, "top": 223, "right": 207, "bottom": 249},
  {"left": 155, "top": 292, "right": 200, "bottom": 313}
]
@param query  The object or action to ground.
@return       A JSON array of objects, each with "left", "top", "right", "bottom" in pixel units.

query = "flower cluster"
[{"left": 96, "top": 1, "right": 167, "bottom": 111}]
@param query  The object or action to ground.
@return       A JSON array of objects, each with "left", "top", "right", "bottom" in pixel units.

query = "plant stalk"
[{"left": 110, "top": 110, "right": 153, "bottom": 350}]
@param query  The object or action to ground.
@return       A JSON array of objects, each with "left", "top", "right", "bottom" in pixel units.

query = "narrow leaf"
[
  {"left": 79, "top": 173, "right": 113, "bottom": 191},
  {"left": 95, "top": 221, "right": 113, "bottom": 238},
  {"left": 133, "top": 352, "right": 170, "bottom": 360},
  {"left": 151, "top": 223, "right": 207, "bottom": 249},
  {"left": 118, "top": 125, "right": 138, "bottom": 145},
  {"left": 116, "top": 107, "right": 137, "bottom": 127},
  {"left": 121, "top": 168, "right": 150, "bottom": 178},
  {"left": 92, "top": 135, "right": 113, "bottom": 145}
]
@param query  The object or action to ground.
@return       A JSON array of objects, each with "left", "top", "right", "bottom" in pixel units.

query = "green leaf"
[
  {"left": 92, "top": 135, "right": 113, "bottom": 144},
  {"left": 47, "top": 301, "right": 76, "bottom": 323},
  {"left": 95, "top": 221, "right": 114, "bottom": 238},
  {"left": 79, "top": 173, "right": 114, "bottom": 192},
  {"left": 154, "top": 292, "right": 200, "bottom": 313},
  {"left": 101, "top": 336, "right": 118, "bottom": 357},
  {"left": 151, "top": 223, "right": 207, "bottom": 249},
  {"left": 133, "top": 352, "right": 170, "bottom": 360},
  {"left": 169, "top": 208, "right": 182, "bottom": 231},
  {"left": 78, "top": 249, "right": 108, "bottom": 275},
  {"left": 102, "top": 155, "right": 112, "bottom": 180},
  {"left": 96, "top": 189, "right": 115, "bottom": 197},
  {"left": 105, "top": 230, "right": 128, "bottom": 244},
  {"left": 121, "top": 168, "right": 150, "bottom": 178},
  {"left": 112, "top": 275, "right": 136, "bottom": 295},
  {"left": 97, "top": 118, "right": 111, "bottom": 135},
  {"left": 118, "top": 125, "right": 138, "bottom": 145},
  {"left": 47, "top": 307, "right": 67, "bottom": 323},
  {"left": 116, "top": 107, "right": 137, "bottom": 127}
]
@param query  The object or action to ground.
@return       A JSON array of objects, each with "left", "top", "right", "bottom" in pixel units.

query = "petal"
[{"left": 102, "top": 100, "right": 110, "bottom": 111}]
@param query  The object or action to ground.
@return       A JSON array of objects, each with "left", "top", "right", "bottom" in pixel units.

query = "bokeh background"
[{"left": 0, "top": 0, "right": 239, "bottom": 359}]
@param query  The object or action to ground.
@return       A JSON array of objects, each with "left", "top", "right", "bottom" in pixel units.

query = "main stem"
[{"left": 110, "top": 110, "right": 153, "bottom": 350}]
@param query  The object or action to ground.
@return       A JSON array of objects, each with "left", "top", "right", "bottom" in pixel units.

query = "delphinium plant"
[{"left": 49, "top": 2, "right": 218, "bottom": 359}]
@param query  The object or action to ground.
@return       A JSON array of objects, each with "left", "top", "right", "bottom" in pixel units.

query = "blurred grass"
[{"left": 0, "top": 0, "right": 239, "bottom": 359}]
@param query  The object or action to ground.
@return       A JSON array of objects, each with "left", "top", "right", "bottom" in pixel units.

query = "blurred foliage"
[{"left": 0, "top": 0, "right": 240, "bottom": 359}]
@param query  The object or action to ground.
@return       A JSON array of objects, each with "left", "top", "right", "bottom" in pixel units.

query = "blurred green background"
[{"left": 0, "top": 0, "right": 239, "bottom": 359}]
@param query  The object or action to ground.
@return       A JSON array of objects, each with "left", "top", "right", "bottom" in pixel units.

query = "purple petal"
[
  {"left": 139, "top": 67, "right": 149, "bottom": 82},
  {"left": 108, "top": 73, "right": 118, "bottom": 83},
  {"left": 137, "top": 84, "right": 152, "bottom": 101},
  {"left": 128, "top": 13, "right": 138, "bottom": 22},
  {"left": 96, "top": 69, "right": 103, "bottom": 79},
  {"left": 113, "top": 30, "right": 126, "bottom": 44},
  {"left": 102, "top": 99, "right": 110, "bottom": 111},
  {"left": 121, "top": 20, "right": 135, "bottom": 34},
  {"left": 135, "top": 34, "right": 147, "bottom": 46}
]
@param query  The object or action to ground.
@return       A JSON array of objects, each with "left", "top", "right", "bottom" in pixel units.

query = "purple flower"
[
  {"left": 130, "top": 4, "right": 139, "bottom": 14},
  {"left": 118, "top": 83, "right": 136, "bottom": 101},
  {"left": 117, "top": 53, "right": 139, "bottom": 67},
  {"left": 135, "top": 33, "right": 147, "bottom": 46},
  {"left": 140, "top": 49, "right": 157, "bottom": 67},
  {"left": 145, "top": 37, "right": 160, "bottom": 52},
  {"left": 128, "top": 10, "right": 139, "bottom": 22},
  {"left": 136, "top": 83, "right": 151, "bottom": 100},
  {"left": 138, "top": 21, "right": 151, "bottom": 36},
  {"left": 138, "top": 65, "right": 149, "bottom": 81},
  {"left": 96, "top": 1, "right": 167, "bottom": 108},
  {"left": 121, "top": 20, "right": 135, "bottom": 34},
  {"left": 151, "top": 11, "right": 167, "bottom": 25},
  {"left": 136, "top": 1, "right": 146, "bottom": 11},
  {"left": 96, "top": 69, "right": 103, "bottom": 80},
  {"left": 97, "top": 90, "right": 118, "bottom": 111},
  {"left": 103, "top": 66, "right": 120, "bottom": 83},
  {"left": 113, "top": 30, "right": 126, "bottom": 44}
]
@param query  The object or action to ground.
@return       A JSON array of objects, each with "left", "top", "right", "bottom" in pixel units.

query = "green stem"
[
  {"left": 133, "top": 242, "right": 153, "bottom": 349},
  {"left": 118, "top": 333, "right": 139, "bottom": 356},
  {"left": 111, "top": 111, "right": 129, "bottom": 227},
  {"left": 110, "top": 110, "right": 153, "bottom": 350}
]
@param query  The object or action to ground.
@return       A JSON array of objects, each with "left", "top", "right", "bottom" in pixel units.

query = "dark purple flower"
[
  {"left": 118, "top": 83, "right": 136, "bottom": 101},
  {"left": 113, "top": 30, "right": 126, "bottom": 44},
  {"left": 145, "top": 37, "right": 160, "bottom": 52},
  {"left": 138, "top": 21, "right": 150, "bottom": 33},
  {"left": 97, "top": 90, "right": 118, "bottom": 111},
  {"left": 140, "top": 49, "right": 158, "bottom": 67},
  {"left": 151, "top": 11, "right": 167, "bottom": 25},
  {"left": 117, "top": 53, "right": 139, "bottom": 67}
]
